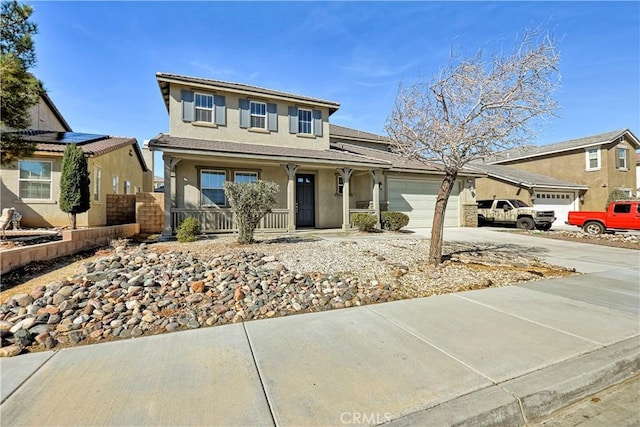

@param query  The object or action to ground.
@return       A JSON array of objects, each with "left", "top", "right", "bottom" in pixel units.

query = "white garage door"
[
  {"left": 387, "top": 178, "right": 460, "bottom": 228},
  {"left": 533, "top": 192, "right": 576, "bottom": 227}
]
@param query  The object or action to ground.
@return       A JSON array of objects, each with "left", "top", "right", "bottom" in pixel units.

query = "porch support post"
[
  {"left": 162, "top": 154, "right": 180, "bottom": 237},
  {"left": 370, "top": 169, "right": 382, "bottom": 229},
  {"left": 283, "top": 164, "right": 299, "bottom": 232},
  {"left": 338, "top": 168, "right": 353, "bottom": 231}
]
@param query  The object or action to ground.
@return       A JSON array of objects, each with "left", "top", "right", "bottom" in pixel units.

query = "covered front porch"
[{"left": 159, "top": 150, "right": 390, "bottom": 236}]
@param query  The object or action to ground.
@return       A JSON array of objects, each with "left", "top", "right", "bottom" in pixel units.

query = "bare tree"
[{"left": 385, "top": 28, "right": 560, "bottom": 265}]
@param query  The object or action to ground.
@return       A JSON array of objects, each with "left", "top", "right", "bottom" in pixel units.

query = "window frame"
[
  {"left": 249, "top": 101, "right": 267, "bottom": 130},
  {"left": 194, "top": 92, "right": 214, "bottom": 124},
  {"left": 200, "top": 169, "right": 227, "bottom": 207},
  {"left": 18, "top": 159, "right": 53, "bottom": 201},
  {"left": 585, "top": 147, "right": 601, "bottom": 171},
  {"left": 234, "top": 171, "right": 258, "bottom": 184},
  {"left": 298, "top": 108, "right": 313, "bottom": 135},
  {"left": 336, "top": 175, "right": 344, "bottom": 194},
  {"left": 93, "top": 166, "right": 102, "bottom": 202},
  {"left": 617, "top": 147, "right": 628, "bottom": 170},
  {"left": 123, "top": 180, "right": 131, "bottom": 195},
  {"left": 112, "top": 175, "right": 119, "bottom": 194}
]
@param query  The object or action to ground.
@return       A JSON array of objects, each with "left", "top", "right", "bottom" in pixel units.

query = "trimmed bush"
[
  {"left": 176, "top": 217, "right": 200, "bottom": 242},
  {"left": 381, "top": 211, "right": 410, "bottom": 231},
  {"left": 352, "top": 213, "right": 377, "bottom": 232},
  {"left": 224, "top": 180, "right": 279, "bottom": 244}
]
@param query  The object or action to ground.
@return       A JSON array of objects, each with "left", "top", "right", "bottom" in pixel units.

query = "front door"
[{"left": 296, "top": 174, "right": 315, "bottom": 227}]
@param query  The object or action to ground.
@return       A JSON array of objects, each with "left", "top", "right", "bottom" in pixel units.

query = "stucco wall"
[
  {"left": 87, "top": 145, "right": 146, "bottom": 226},
  {"left": 475, "top": 177, "right": 533, "bottom": 205},
  {"left": 0, "top": 145, "right": 145, "bottom": 228},
  {"left": 168, "top": 84, "right": 331, "bottom": 150}
]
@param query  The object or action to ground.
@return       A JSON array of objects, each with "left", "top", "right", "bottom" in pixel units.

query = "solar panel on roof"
[{"left": 25, "top": 132, "right": 109, "bottom": 144}]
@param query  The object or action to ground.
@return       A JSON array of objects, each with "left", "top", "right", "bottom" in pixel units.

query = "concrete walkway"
[{"left": 1, "top": 228, "right": 638, "bottom": 426}]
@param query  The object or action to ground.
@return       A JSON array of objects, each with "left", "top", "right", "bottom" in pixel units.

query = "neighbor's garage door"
[
  {"left": 387, "top": 178, "right": 460, "bottom": 228},
  {"left": 533, "top": 192, "right": 576, "bottom": 227}
]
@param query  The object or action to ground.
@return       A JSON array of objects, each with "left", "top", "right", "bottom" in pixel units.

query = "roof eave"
[
  {"left": 149, "top": 144, "right": 391, "bottom": 169},
  {"left": 156, "top": 74, "right": 340, "bottom": 115}
]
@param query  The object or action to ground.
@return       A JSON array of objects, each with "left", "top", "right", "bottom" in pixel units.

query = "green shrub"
[
  {"left": 352, "top": 213, "right": 377, "bottom": 232},
  {"left": 176, "top": 217, "right": 200, "bottom": 242},
  {"left": 381, "top": 211, "right": 410, "bottom": 231},
  {"left": 224, "top": 180, "right": 279, "bottom": 244}
]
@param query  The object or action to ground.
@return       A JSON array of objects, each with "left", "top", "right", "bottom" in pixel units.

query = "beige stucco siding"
[
  {"left": 168, "top": 84, "right": 331, "bottom": 150},
  {"left": 475, "top": 177, "right": 533, "bottom": 205},
  {"left": 87, "top": 145, "right": 146, "bottom": 226},
  {"left": 1, "top": 145, "right": 145, "bottom": 228}
]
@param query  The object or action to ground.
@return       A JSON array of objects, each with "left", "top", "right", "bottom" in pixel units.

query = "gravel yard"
[{"left": 0, "top": 232, "right": 577, "bottom": 357}]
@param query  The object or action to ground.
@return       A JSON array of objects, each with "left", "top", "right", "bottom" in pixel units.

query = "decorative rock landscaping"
[{"left": 0, "top": 236, "right": 576, "bottom": 357}]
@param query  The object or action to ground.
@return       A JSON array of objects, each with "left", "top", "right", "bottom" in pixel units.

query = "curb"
[{"left": 384, "top": 336, "right": 640, "bottom": 426}]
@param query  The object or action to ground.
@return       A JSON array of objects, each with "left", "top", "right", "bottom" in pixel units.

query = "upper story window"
[
  {"left": 250, "top": 101, "right": 267, "bottom": 129},
  {"left": 18, "top": 160, "right": 52, "bottom": 200},
  {"left": 234, "top": 171, "right": 258, "bottom": 184},
  {"left": 298, "top": 109, "right": 313, "bottom": 135},
  {"left": 181, "top": 90, "right": 226, "bottom": 126},
  {"left": 617, "top": 147, "right": 628, "bottom": 170},
  {"left": 585, "top": 147, "right": 601, "bottom": 171},
  {"left": 288, "top": 106, "right": 323, "bottom": 137},
  {"left": 201, "top": 170, "right": 226, "bottom": 206},
  {"left": 112, "top": 175, "right": 119, "bottom": 194},
  {"left": 124, "top": 180, "right": 132, "bottom": 194},
  {"left": 195, "top": 93, "right": 214, "bottom": 123},
  {"left": 239, "top": 99, "right": 277, "bottom": 131},
  {"left": 93, "top": 166, "right": 102, "bottom": 202}
]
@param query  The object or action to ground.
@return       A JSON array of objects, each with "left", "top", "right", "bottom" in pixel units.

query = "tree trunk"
[
  {"left": 70, "top": 213, "right": 77, "bottom": 230},
  {"left": 428, "top": 171, "right": 458, "bottom": 265}
]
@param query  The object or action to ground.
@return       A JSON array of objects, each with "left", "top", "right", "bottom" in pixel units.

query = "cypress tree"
[{"left": 59, "top": 143, "right": 90, "bottom": 229}]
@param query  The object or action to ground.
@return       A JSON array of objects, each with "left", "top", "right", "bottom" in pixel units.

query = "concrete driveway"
[{"left": 1, "top": 228, "right": 638, "bottom": 426}]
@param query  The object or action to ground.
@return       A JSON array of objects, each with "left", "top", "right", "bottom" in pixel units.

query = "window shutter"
[
  {"left": 267, "top": 103, "right": 278, "bottom": 132},
  {"left": 239, "top": 98, "right": 250, "bottom": 128},
  {"left": 214, "top": 95, "right": 226, "bottom": 126},
  {"left": 288, "top": 106, "right": 298, "bottom": 133},
  {"left": 313, "top": 109, "right": 322, "bottom": 137},
  {"left": 181, "top": 90, "right": 194, "bottom": 122}
]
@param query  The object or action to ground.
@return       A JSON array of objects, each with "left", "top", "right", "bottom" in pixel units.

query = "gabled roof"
[
  {"left": 148, "top": 134, "right": 390, "bottom": 169},
  {"left": 156, "top": 72, "right": 341, "bottom": 115},
  {"left": 329, "top": 124, "right": 390, "bottom": 144},
  {"left": 19, "top": 131, "right": 148, "bottom": 172},
  {"left": 468, "top": 163, "right": 588, "bottom": 190},
  {"left": 40, "top": 91, "right": 72, "bottom": 132},
  {"left": 486, "top": 129, "right": 639, "bottom": 164}
]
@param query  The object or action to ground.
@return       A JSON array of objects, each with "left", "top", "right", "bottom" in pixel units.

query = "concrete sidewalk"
[{"left": 1, "top": 229, "right": 639, "bottom": 426}]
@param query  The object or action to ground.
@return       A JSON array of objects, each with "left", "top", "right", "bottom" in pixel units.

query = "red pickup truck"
[{"left": 566, "top": 200, "right": 640, "bottom": 234}]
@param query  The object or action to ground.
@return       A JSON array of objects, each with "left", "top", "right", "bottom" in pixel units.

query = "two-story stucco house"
[
  {"left": 0, "top": 92, "right": 149, "bottom": 228},
  {"left": 148, "top": 73, "right": 481, "bottom": 235},
  {"left": 473, "top": 129, "right": 639, "bottom": 225}
]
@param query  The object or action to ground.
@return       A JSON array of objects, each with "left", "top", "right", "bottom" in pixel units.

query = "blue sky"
[{"left": 31, "top": 1, "right": 639, "bottom": 169}]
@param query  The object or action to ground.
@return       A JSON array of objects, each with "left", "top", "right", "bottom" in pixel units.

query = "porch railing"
[{"left": 171, "top": 208, "right": 289, "bottom": 233}]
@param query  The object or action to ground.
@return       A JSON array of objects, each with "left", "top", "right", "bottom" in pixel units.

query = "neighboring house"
[
  {"left": 148, "top": 72, "right": 480, "bottom": 235},
  {"left": 474, "top": 129, "right": 639, "bottom": 223},
  {"left": 0, "top": 94, "right": 149, "bottom": 228},
  {"left": 469, "top": 163, "right": 588, "bottom": 227},
  {"left": 636, "top": 152, "right": 640, "bottom": 192}
]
